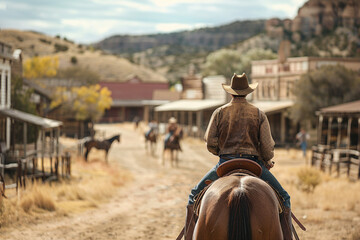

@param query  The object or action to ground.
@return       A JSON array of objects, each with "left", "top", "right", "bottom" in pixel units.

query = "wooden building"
[
  {"left": 99, "top": 75, "right": 178, "bottom": 123},
  {"left": 0, "top": 41, "right": 63, "bottom": 188},
  {"left": 251, "top": 56, "right": 360, "bottom": 145},
  {"left": 312, "top": 100, "right": 360, "bottom": 180},
  {"left": 316, "top": 100, "right": 360, "bottom": 150},
  {"left": 155, "top": 75, "right": 226, "bottom": 137}
]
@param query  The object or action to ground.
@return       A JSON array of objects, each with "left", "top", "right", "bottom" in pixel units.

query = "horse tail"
[{"left": 228, "top": 187, "right": 251, "bottom": 240}]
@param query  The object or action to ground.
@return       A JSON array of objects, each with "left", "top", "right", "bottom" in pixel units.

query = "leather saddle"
[{"left": 216, "top": 158, "right": 262, "bottom": 177}]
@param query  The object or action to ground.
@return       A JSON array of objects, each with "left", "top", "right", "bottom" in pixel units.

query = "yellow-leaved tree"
[
  {"left": 23, "top": 56, "right": 59, "bottom": 79},
  {"left": 51, "top": 84, "right": 112, "bottom": 122}
]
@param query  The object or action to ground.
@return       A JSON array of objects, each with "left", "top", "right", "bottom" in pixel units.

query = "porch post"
[
  {"left": 196, "top": 111, "right": 203, "bottom": 138},
  {"left": 280, "top": 112, "right": 285, "bottom": 144},
  {"left": 347, "top": 118, "right": 352, "bottom": 149},
  {"left": 318, "top": 115, "right": 323, "bottom": 145},
  {"left": 336, "top": 117, "right": 342, "bottom": 148},
  {"left": 327, "top": 117, "right": 333, "bottom": 146},
  {"left": 23, "top": 122, "right": 27, "bottom": 158},
  {"left": 188, "top": 112, "right": 193, "bottom": 136}
]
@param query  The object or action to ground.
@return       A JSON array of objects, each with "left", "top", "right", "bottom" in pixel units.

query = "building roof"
[
  {"left": 23, "top": 79, "right": 52, "bottom": 99},
  {"left": 251, "top": 100, "right": 294, "bottom": 113},
  {"left": 99, "top": 82, "right": 169, "bottom": 100},
  {"left": 0, "top": 108, "right": 62, "bottom": 129},
  {"left": 155, "top": 99, "right": 225, "bottom": 112},
  {"left": 112, "top": 99, "right": 169, "bottom": 107},
  {"left": 320, "top": 100, "right": 360, "bottom": 114}
]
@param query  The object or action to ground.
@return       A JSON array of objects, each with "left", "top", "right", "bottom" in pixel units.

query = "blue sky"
[{"left": 0, "top": 0, "right": 307, "bottom": 44}]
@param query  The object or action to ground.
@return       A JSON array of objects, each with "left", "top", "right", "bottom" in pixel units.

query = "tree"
[
  {"left": 51, "top": 84, "right": 112, "bottom": 123},
  {"left": 23, "top": 56, "right": 59, "bottom": 79},
  {"left": 11, "top": 76, "right": 38, "bottom": 143},
  {"left": 202, "top": 48, "right": 276, "bottom": 81},
  {"left": 291, "top": 65, "right": 360, "bottom": 125},
  {"left": 202, "top": 49, "right": 242, "bottom": 80}
]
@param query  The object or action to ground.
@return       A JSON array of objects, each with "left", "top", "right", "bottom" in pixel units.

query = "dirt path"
[
  {"left": 1, "top": 123, "right": 358, "bottom": 239},
  {"left": 1, "top": 123, "right": 218, "bottom": 240}
]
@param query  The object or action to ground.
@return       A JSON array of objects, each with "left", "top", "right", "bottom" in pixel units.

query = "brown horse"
[
  {"left": 84, "top": 134, "right": 120, "bottom": 162},
  {"left": 162, "top": 127, "right": 183, "bottom": 167},
  {"left": 193, "top": 160, "right": 283, "bottom": 240},
  {"left": 145, "top": 131, "right": 158, "bottom": 156}
]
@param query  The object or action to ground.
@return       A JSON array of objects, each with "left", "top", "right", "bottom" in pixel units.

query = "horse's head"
[{"left": 116, "top": 134, "right": 121, "bottom": 142}]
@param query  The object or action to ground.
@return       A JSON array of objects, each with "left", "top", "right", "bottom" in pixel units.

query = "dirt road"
[
  {"left": 1, "top": 123, "right": 358, "bottom": 239},
  {"left": 1, "top": 123, "right": 219, "bottom": 240}
]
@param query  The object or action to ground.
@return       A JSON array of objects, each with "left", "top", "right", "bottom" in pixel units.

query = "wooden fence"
[
  {"left": 311, "top": 145, "right": 360, "bottom": 180},
  {"left": 0, "top": 151, "right": 72, "bottom": 192}
]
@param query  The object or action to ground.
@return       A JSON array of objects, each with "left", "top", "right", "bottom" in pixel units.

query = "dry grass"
[{"left": 0, "top": 153, "right": 132, "bottom": 228}]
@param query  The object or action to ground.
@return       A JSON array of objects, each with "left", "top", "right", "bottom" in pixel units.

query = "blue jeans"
[
  {"left": 188, "top": 155, "right": 291, "bottom": 209},
  {"left": 300, "top": 142, "right": 307, "bottom": 157}
]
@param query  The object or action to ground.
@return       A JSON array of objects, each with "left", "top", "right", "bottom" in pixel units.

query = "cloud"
[
  {"left": 0, "top": 0, "right": 309, "bottom": 43},
  {"left": 150, "top": 0, "right": 219, "bottom": 8},
  {"left": 155, "top": 23, "right": 205, "bottom": 33},
  {"left": 0, "top": 1, "right": 6, "bottom": 10}
]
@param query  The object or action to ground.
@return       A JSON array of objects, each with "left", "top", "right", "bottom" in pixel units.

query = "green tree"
[
  {"left": 202, "top": 49, "right": 242, "bottom": 80},
  {"left": 291, "top": 65, "right": 360, "bottom": 125},
  {"left": 202, "top": 48, "right": 276, "bottom": 81},
  {"left": 11, "top": 77, "right": 38, "bottom": 143}
]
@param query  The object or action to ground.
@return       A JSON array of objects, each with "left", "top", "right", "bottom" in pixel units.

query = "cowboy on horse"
[
  {"left": 145, "top": 119, "right": 158, "bottom": 138},
  {"left": 182, "top": 73, "right": 294, "bottom": 239},
  {"left": 164, "top": 117, "right": 181, "bottom": 150}
]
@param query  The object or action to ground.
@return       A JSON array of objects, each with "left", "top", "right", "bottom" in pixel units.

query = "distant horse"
[
  {"left": 162, "top": 128, "right": 183, "bottom": 167},
  {"left": 145, "top": 131, "right": 157, "bottom": 156},
  {"left": 84, "top": 134, "right": 120, "bottom": 162},
  {"left": 193, "top": 159, "right": 283, "bottom": 240}
]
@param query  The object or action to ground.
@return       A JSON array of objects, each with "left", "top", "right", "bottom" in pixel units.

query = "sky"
[{"left": 0, "top": 0, "right": 308, "bottom": 44}]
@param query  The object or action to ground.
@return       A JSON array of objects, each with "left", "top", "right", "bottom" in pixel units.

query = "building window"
[
  {"left": 302, "top": 61, "right": 308, "bottom": 71},
  {"left": 266, "top": 66, "right": 273, "bottom": 73}
]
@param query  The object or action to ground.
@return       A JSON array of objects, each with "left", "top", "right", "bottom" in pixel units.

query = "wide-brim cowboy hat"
[{"left": 222, "top": 73, "right": 258, "bottom": 95}]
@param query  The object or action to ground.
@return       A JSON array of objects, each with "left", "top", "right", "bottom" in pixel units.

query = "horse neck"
[{"left": 107, "top": 136, "right": 118, "bottom": 143}]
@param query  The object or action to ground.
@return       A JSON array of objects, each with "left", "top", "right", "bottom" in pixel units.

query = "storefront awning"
[
  {"left": 155, "top": 99, "right": 225, "bottom": 112},
  {"left": 0, "top": 108, "right": 62, "bottom": 129},
  {"left": 251, "top": 100, "right": 294, "bottom": 113}
]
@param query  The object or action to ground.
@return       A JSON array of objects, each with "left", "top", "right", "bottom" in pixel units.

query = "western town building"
[
  {"left": 0, "top": 41, "right": 63, "bottom": 188},
  {"left": 251, "top": 56, "right": 360, "bottom": 145},
  {"left": 99, "top": 75, "right": 180, "bottom": 123}
]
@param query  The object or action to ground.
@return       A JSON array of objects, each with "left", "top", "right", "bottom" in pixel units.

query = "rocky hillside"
[
  {"left": 94, "top": 0, "right": 360, "bottom": 84},
  {"left": 96, "top": 20, "right": 266, "bottom": 54},
  {"left": 265, "top": 0, "right": 360, "bottom": 57},
  {"left": 0, "top": 30, "right": 167, "bottom": 83}
]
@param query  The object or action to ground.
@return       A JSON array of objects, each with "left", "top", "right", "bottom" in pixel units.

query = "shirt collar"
[{"left": 231, "top": 97, "right": 247, "bottom": 103}]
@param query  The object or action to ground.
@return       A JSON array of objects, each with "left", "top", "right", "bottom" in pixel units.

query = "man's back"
[{"left": 205, "top": 97, "right": 275, "bottom": 162}]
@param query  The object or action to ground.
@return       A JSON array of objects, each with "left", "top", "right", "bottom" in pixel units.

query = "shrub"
[
  {"left": 54, "top": 43, "right": 69, "bottom": 52},
  {"left": 297, "top": 167, "right": 322, "bottom": 192},
  {"left": 33, "top": 189, "right": 56, "bottom": 211}
]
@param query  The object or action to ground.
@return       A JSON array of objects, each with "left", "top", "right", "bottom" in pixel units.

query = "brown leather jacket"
[{"left": 204, "top": 97, "right": 275, "bottom": 162}]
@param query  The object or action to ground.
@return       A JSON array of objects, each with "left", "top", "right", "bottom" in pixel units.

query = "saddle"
[{"left": 194, "top": 159, "right": 263, "bottom": 216}]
